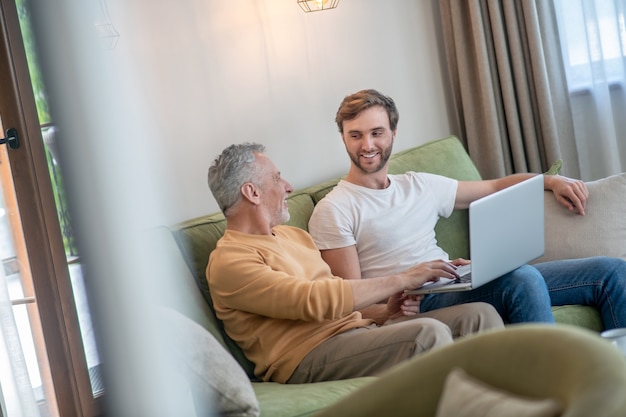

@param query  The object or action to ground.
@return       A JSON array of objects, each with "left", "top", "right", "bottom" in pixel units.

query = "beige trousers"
[{"left": 287, "top": 302, "right": 503, "bottom": 383}]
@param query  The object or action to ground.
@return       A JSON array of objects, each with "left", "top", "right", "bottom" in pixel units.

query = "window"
[
  {"left": 554, "top": 0, "right": 626, "bottom": 91},
  {"left": 553, "top": 0, "right": 626, "bottom": 180}
]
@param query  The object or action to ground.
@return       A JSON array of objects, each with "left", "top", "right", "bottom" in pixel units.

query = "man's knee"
[
  {"left": 409, "top": 317, "right": 453, "bottom": 354},
  {"left": 469, "top": 302, "right": 505, "bottom": 330},
  {"left": 419, "top": 302, "right": 504, "bottom": 337},
  {"left": 599, "top": 256, "right": 626, "bottom": 275},
  {"left": 509, "top": 265, "right": 544, "bottom": 284},
  {"left": 506, "top": 265, "right": 549, "bottom": 296},
  {"left": 445, "top": 302, "right": 504, "bottom": 336}
]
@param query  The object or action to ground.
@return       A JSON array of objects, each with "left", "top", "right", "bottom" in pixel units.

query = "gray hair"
[{"left": 208, "top": 143, "right": 266, "bottom": 215}]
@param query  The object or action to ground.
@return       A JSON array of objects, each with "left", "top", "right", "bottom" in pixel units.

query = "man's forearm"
[
  {"left": 350, "top": 274, "right": 406, "bottom": 310},
  {"left": 495, "top": 173, "right": 536, "bottom": 192}
]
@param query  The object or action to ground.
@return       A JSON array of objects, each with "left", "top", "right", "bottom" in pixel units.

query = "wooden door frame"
[{"left": 0, "top": 1, "right": 103, "bottom": 416}]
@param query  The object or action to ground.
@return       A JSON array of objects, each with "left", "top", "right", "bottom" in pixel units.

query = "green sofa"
[{"left": 165, "top": 136, "right": 605, "bottom": 417}]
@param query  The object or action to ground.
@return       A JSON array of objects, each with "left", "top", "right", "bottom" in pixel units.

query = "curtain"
[
  {"left": 554, "top": 0, "right": 626, "bottom": 180},
  {"left": 438, "top": 0, "right": 581, "bottom": 180},
  {"left": 0, "top": 264, "right": 41, "bottom": 417}
]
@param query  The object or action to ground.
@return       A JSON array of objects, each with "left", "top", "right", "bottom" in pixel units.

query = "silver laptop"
[{"left": 405, "top": 175, "right": 545, "bottom": 295}]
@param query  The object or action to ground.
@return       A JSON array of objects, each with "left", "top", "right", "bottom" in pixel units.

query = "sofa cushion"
[
  {"left": 435, "top": 368, "right": 563, "bottom": 417},
  {"left": 285, "top": 192, "right": 316, "bottom": 231},
  {"left": 388, "top": 137, "right": 482, "bottom": 180},
  {"left": 550, "top": 306, "right": 602, "bottom": 331},
  {"left": 533, "top": 173, "right": 626, "bottom": 263},
  {"left": 300, "top": 178, "right": 343, "bottom": 205},
  {"left": 160, "top": 308, "right": 261, "bottom": 417},
  {"left": 253, "top": 377, "right": 375, "bottom": 417}
]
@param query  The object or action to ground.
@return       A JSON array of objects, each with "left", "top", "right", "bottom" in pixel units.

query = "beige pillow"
[
  {"left": 435, "top": 368, "right": 562, "bottom": 417},
  {"left": 159, "top": 308, "right": 260, "bottom": 417},
  {"left": 533, "top": 173, "right": 626, "bottom": 263}
]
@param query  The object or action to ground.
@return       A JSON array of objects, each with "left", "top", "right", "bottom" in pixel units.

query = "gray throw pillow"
[
  {"left": 533, "top": 173, "right": 626, "bottom": 263},
  {"left": 159, "top": 308, "right": 260, "bottom": 417}
]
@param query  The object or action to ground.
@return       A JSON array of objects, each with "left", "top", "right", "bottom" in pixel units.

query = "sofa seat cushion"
[
  {"left": 551, "top": 305, "right": 602, "bottom": 332},
  {"left": 253, "top": 377, "right": 375, "bottom": 417}
]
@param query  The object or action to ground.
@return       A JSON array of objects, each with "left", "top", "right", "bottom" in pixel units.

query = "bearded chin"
[
  {"left": 350, "top": 148, "right": 392, "bottom": 174},
  {"left": 279, "top": 210, "right": 291, "bottom": 225}
]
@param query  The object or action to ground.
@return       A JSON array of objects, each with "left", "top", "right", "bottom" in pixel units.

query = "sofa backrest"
[{"left": 168, "top": 135, "right": 482, "bottom": 377}]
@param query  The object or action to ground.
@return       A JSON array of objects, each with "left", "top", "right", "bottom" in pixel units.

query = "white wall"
[{"left": 107, "top": 0, "right": 454, "bottom": 224}]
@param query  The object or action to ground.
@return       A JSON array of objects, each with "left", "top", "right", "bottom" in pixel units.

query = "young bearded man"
[
  {"left": 206, "top": 143, "right": 503, "bottom": 384},
  {"left": 308, "top": 89, "right": 626, "bottom": 329}
]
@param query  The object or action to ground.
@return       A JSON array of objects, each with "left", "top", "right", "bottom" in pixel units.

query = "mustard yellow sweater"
[{"left": 207, "top": 225, "right": 373, "bottom": 383}]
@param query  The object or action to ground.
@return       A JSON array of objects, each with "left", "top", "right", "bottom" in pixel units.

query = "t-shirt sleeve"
[
  {"left": 418, "top": 172, "right": 458, "bottom": 219},
  {"left": 308, "top": 198, "right": 356, "bottom": 251}
]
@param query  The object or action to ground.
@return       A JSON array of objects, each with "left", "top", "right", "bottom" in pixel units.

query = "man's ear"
[{"left": 240, "top": 182, "right": 260, "bottom": 205}]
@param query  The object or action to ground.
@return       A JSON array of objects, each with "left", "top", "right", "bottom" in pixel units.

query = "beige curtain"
[{"left": 438, "top": 0, "right": 581, "bottom": 179}]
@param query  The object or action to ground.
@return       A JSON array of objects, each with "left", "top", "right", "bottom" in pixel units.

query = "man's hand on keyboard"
[{"left": 447, "top": 259, "right": 472, "bottom": 282}]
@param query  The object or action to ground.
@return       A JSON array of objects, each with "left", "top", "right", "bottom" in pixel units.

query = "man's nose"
[
  {"left": 362, "top": 134, "right": 376, "bottom": 149},
  {"left": 283, "top": 180, "right": 294, "bottom": 194}
]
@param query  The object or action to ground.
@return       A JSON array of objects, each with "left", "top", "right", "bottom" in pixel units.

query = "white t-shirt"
[{"left": 308, "top": 172, "right": 458, "bottom": 278}]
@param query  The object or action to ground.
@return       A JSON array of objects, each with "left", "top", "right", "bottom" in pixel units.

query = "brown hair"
[{"left": 335, "top": 89, "right": 399, "bottom": 133}]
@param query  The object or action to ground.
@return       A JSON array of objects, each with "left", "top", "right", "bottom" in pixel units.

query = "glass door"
[
  {"left": 0, "top": 0, "right": 104, "bottom": 415},
  {"left": 0, "top": 139, "right": 56, "bottom": 417}
]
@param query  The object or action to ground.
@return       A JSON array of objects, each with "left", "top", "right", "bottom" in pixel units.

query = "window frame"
[{"left": 0, "top": 0, "right": 104, "bottom": 415}]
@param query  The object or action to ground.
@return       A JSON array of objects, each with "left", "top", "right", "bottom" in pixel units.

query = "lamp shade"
[{"left": 297, "top": 0, "right": 340, "bottom": 13}]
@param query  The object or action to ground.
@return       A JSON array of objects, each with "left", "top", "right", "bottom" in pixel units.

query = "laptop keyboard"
[
  {"left": 456, "top": 273, "right": 472, "bottom": 283},
  {"left": 454, "top": 264, "right": 472, "bottom": 283},
  {"left": 437, "top": 271, "right": 471, "bottom": 288}
]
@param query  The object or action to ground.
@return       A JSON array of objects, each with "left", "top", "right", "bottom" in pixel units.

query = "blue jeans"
[{"left": 420, "top": 256, "right": 626, "bottom": 329}]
